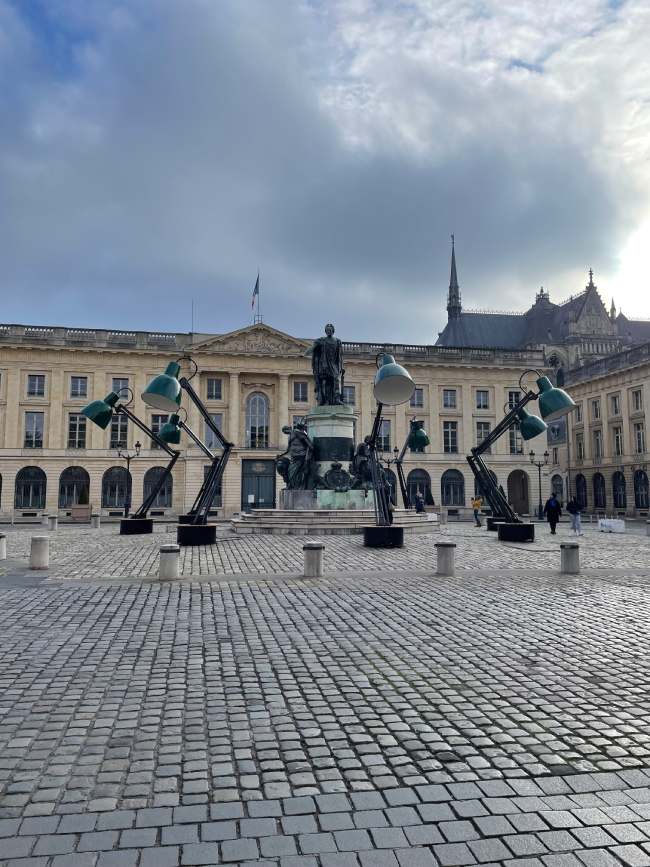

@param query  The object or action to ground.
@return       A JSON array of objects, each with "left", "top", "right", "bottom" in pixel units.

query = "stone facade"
[{"left": 0, "top": 321, "right": 556, "bottom": 519}]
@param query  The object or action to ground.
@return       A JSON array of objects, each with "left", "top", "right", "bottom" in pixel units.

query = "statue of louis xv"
[{"left": 300, "top": 324, "right": 345, "bottom": 406}]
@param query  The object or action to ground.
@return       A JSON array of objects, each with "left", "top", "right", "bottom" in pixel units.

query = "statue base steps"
[{"left": 230, "top": 508, "right": 439, "bottom": 536}]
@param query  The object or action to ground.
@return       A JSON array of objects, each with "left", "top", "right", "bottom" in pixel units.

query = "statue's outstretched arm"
[{"left": 300, "top": 344, "right": 315, "bottom": 357}]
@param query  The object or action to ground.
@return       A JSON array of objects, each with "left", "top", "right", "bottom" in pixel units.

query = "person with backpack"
[
  {"left": 543, "top": 493, "right": 562, "bottom": 534},
  {"left": 566, "top": 496, "right": 583, "bottom": 535}
]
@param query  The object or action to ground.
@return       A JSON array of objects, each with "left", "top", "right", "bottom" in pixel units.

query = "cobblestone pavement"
[
  {"left": 4, "top": 553, "right": 650, "bottom": 865},
  {"left": 0, "top": 520, "right": 649, "bottom": 579}
]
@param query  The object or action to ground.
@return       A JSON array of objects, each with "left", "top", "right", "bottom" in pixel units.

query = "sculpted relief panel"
[{"left": 216, "top": 334, "right": 301, "bottom": 354}]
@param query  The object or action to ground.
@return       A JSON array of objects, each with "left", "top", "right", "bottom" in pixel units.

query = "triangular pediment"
[
  {"left": 187, "top": 323, "right": 311, "bottom": 355},
  {"left": 574, "top": 285, "right": 614, "bottom": 335}
]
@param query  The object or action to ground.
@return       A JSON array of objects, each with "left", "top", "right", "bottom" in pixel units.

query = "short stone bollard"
[
  {"left": 159, "top": 544, "right": 180, "bottom": 580},
  {"left": 47, "top": 515, "right": 58, "bottom": 531},
  {"left": 0, "top": 533, "right": 6, "bottom": 561},
  {"left": 303, "top": 541, "right": 325, "bottom": 578},
  {"left": 91, "top": 514, "right": 101, "bottom": 529},
  {"left": 30, "top": 536, "right": 49, "bottom": 570},
  {"left": 646, "top": 520, "right": 650, "bottom": 537},
  {"left": 41, "top": 514, "right": 49, "bottom": 526},
  {"left": 439, "top": 511, "right": 448, "bottom": 525},
  {"left": 560, "top": 542, "right": 580, "bottom": 574},
  {"left": 435, "top": 541, "right": 456, "bottom": 576}
]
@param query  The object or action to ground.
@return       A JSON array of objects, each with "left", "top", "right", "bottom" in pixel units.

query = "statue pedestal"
[
  {"left": 280, "top": 489, "right": 372, "bottom": 510},
  {"left": 306, "top": 405, "right": 355, "bottom": 479}
]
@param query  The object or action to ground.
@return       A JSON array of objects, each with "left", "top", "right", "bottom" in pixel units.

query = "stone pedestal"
[
  {"left": 280, "top": 489, "right": 371, "bottom": 510},
  {"left": 306, "top": 405, "right": 355, "bottom": 479}
]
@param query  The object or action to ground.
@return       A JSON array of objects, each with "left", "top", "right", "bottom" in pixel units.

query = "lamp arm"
[
  {"left": 467, "top": 453, "right": 518, "bottom": 523},
  {"left": 473, "top": 390, "right": 537, "bottom": 457},
  {"left": 132, "top": 451, "right": 180, "bottom": 519},
  {"left": 178, "top": 420, "right": 215, "bottom": 459},
  {"left": 396, "top": 417, "right": 417, "bottom": 463},
  {"left": 396, "top": 460, "right": 409, "bottom": 509},
  {"left": 367, "top": 402, "right": 384, "bottom": 449},
  {"left": 366, "top": 402, "right": 391, "bottom": 525},
  {"left": 179, "top": 377, "right": 232, "bottom": 451},
  {"left": 114, "top": 405, "right": 177, "bottom": 457},
  {"left": 191, "top": 443, "right": 233, "bottom": 524}
]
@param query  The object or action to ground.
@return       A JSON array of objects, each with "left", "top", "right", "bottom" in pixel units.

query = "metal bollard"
[
  {"left": 435, "top": 541, "right": 456, "bottom": 576},
  {"left": 30, "top": 536, "right": 49, "bottom": 570},
  {"left": 159, "top": 544, "right": 180, "bottom": 580},
  {"left": 47, "top": 515, "right": 58, "bottom": 531},
  {"left": 560, "top": 542, "right": 580, "bottom": 574},
  {"left": 303, "top": 541, "right": 325, "bottom": 578},
  {"left": 42, "top": 514, "right": 49, "bottom": 526},
  {"left": 91, "top": 514, "right": 101, "bottom": 529},
  {"left": 0, "top": 533, "right": 6, "bottom": 561}
]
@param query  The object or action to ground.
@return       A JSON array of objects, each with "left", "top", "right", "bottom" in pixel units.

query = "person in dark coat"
[
  {"left": 543, "top": 494, "right": 562, "bottom": 534},
  {"left": 415, "top": 492, "right": 426, "bottom": 514}
]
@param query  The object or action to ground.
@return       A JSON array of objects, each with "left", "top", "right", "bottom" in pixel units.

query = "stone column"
[
  {"left": 278, "top": 374, "right": 289, "bottom": 444},
  {"left": 229, "top": 373, "right": 240, "bottom": 446}
]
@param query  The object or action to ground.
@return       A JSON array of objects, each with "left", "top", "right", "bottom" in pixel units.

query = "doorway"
[{"left": 241, "top": 459, "right": 276, "bottom": 512}]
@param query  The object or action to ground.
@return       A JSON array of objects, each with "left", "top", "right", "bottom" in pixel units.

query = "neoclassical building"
[{"left": 0, "top": 321, "right": 553, "bottom": 521}]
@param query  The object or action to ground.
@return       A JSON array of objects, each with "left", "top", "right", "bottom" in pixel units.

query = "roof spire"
[
  {"left": 588, "top": 268, "right": 595, "bottom": 287},
  {"left": 610, "top": 297, "right": 616, "bottom": 322},
  {"left": 447, "top": 234, "right": 462, "bottom": 320}
]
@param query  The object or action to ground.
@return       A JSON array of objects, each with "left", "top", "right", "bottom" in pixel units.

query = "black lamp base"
[
  {"left": 363, "top": 526, "right": 404, "bottom": 548},
  {"left": 177, "top": 523, "right": 217, "bottom": 546},
  {"left": 486, "top": 517, "right": 506, "bottom": 532},
  {"left": 120, "top": 518, "right": 154, "bottom": 536},
  {"left": 497, "top": 522, "right": 535, "bottom": 542},
  {"left": 177, "top": 514, "right": 196, "bottom": 524}
]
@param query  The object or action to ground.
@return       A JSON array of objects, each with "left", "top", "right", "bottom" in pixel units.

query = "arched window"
[
  {"left": 593, "top": 472, "right": 606, "bottom": 509},
  {"left": 613, "top": 471, "right": 627, "bottom": 510},
  {"left": 144, "top": 467, "right": 173, "bottom": 508},
  {"left": 551, "top": 474, "right": 564, "bottom": 504},
  {"left": 102, "top": 466, "right": 130, "bottom": 508},
  {"left": 634, "top": 471, "right": 649, "bottom": 509},
  {"left": 576, "top": 474, "right": 587, "bottom": 509},
  {"left": 407, "top": 469, "right": 433, "bottom": 506},
  {"left": 59, "top": 467, "right": 90, "bottom": 508},
  {"left": 15, "top": 466, "right": 47, "bottom": 509},
  {"left": 441, "top": 469, "right": 464, "bottom": 506},
  {"left": 246, "top": 392, "right": 270, "bottom": 449},
  {"left": 475, "top": 471, "right": 497, "bottom": 499}
]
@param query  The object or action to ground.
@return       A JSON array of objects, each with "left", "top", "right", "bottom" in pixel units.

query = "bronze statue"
[
  {"left": 276, "top": 423, "right": 314, "bottom": 490},
  {"left": 301, "top": 324, "right": 344, "bottom": 406},
  {"left": 349, "top": 436, "right": 373, "bottom": 490}
]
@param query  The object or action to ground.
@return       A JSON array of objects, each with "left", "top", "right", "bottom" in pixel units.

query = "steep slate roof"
[
  {"left": 437, "top": 312, "right": 528, "bottom": 348},
  {"left": 617, "top": 314, "right": 650, "bottom": 343}
]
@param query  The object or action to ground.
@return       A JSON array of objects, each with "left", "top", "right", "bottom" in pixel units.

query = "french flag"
[{"left": 251, "top": 274, "right": 259, "bottom": 310}]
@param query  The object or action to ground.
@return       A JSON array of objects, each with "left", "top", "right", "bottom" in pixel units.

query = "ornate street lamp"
[{"left": 530, "top": 449, "right": 549, "bottom": 522}]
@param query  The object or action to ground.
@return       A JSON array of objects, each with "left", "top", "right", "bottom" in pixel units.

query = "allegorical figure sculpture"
[
  {"left": 301, "top": 323, "right": 344, "bottom": 406},
  {"left": 350, "top": 435, "right": 373, "bottom": 490},
  {"left": 276, "top": 423, "right": 314, "bottom": 490}
]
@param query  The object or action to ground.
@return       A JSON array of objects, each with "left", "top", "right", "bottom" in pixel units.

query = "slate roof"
[
  {"left": 617, "top": 314, "right": 650, "bottom": 343},
  {"left": 437, "top": 312, "right": 528, "bottom": 348}
]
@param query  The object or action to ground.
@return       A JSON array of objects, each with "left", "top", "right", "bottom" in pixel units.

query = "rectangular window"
[
  {"left": 509, "top": 421, "right": 523, "bottom": 454},
  {"left": 612, "top": 395, "right": 621, "bottom": 416},
  {"left": 294, "top": 382, "right": 308, "bottom": 402},
  {"left": 593, "top": 400, "right": 601, "bottom": 420},
  {"left": 112, "top": 378, "right": 129, "bottom": 397},
  {"left": 552, "top": 447, "right": 558, "bottom": 464},
  {"left": 110, "top": 415, "right": 128, "bottom": 449},
  {"left": 476, "top": 421, "right": 491, "bottom": 453},
  {"left": 151, "top": 414, "right": 169, "bottom": 449},
  {"left": 576, "top": 404, "right": 583, "bottom": 423},
  {"left": 443, "top": 421, "right": 458, "bottom": 453},
  {"left": 613, "top": 426, "right": 623, "bottom": 456},
  {"left": 443, "top": 389, "right": 456, "bottom": 408},
  {"left": 27, "top": 375, "right": 45, "bottom": 397},
  {"left": 635, "top": 422, "right": 645, "bottom": 454},
  {"left": 378, "top": 419, "right": 391, "bottom": 452},
  {"left": 70, "top": 376, "right": 87, "bottom": 398},
  {"left": 476, "top": 390, "right": 489, "bottom": 410},
  {"left": 206, "top": 413, "right": 223, "bottom": 450},
  {"left": 342, "top": 386, "right": 356, "bottom": 406},
  {"left": 410, "top": 388, "right": 423, "bottom": 408},
  {"left": 576, "top": 435, "right": 584, "bottom": 460},
  {"left": 508, "top": 391, "right": 521, "bottom": 409},
  {"left": 634, "top": 390, "right": 643, "bottom": 412},
  {"left": 594, "top": 429, "right": 603, "bottom": 458},
  {"left": 24, "top": 412, "right": 44, "bottom": 448},
  {"left": 67, "top": 414, "right": 86, "bottom": 449},
  {"left": 207, "top": 378, "right": 222, "bottom": 400}
]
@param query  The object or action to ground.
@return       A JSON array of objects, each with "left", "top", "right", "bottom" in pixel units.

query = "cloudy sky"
[{"left": 1, "top": 0, "right": 649, "bottom": 343}]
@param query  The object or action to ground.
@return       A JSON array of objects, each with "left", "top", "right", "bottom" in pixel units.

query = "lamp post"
[
  {"left": 529, "top": 450, "right": 549, "bottom": 521},
  {"left": 117, "top": 441, "right": 141, "bottom": 518}
]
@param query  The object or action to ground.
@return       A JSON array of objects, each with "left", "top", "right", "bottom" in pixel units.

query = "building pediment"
[{"left": 188, "top": 324, "right": 310, "bottom": 355}]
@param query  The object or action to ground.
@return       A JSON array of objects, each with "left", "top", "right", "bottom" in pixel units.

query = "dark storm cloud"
[{"left": 0, "top": 0, "right": 648, "bottom": 341}]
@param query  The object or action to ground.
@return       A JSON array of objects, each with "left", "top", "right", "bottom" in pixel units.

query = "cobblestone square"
[{"left": 2, "top": 521, "right": 650, "bottom": 865}]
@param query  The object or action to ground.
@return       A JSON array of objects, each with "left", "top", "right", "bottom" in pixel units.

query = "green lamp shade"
[
  {"left": 373, "top": 355, "right": 416, "bottom": 405},
  {"left": 517, "top": 407, "right": 548, "bottom": 441},
  {"left": 81, "top": 391, "right": 119, "bottom": 430},
  {"left": 158, "top": 413, "right": 181, "bottom": 445},
  {"left": 142, "top": 361, "right": 182, "bottom": 411},
  {"left": 409, "top": 420, "right": 430, "bottom": 449},
  {"left": 537, "top": 375, "right": 576, "bottom": 421}
]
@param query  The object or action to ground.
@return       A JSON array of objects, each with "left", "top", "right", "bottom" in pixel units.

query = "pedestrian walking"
[
  {"left": 415, "top": 491, "right": 426, "bottom": 514},
  {"left": 471, "top": 494, "right": 483, "bottom": 527},
  {"left": 566, "top": 496, "right": 583, "bottom": 535},
  {"left": 543, "top": 494, "right": 562, "bottom": 535}
]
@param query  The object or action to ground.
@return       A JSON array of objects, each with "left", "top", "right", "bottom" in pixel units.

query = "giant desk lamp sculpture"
[
  {"left": 384, "top": 419, "right": 431, "bottom": 509},
  {"left": 81, "top": 388, "right": 180, "bottom": 535},
  {"left": 142, "top": 358, "right": 233, "bottom": 546},
  {"left": 467, "top": 369, "right": 576, "bottom": 542},
  {"left": 364, "top": 354, "right": 416, "bottom": 548}
]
